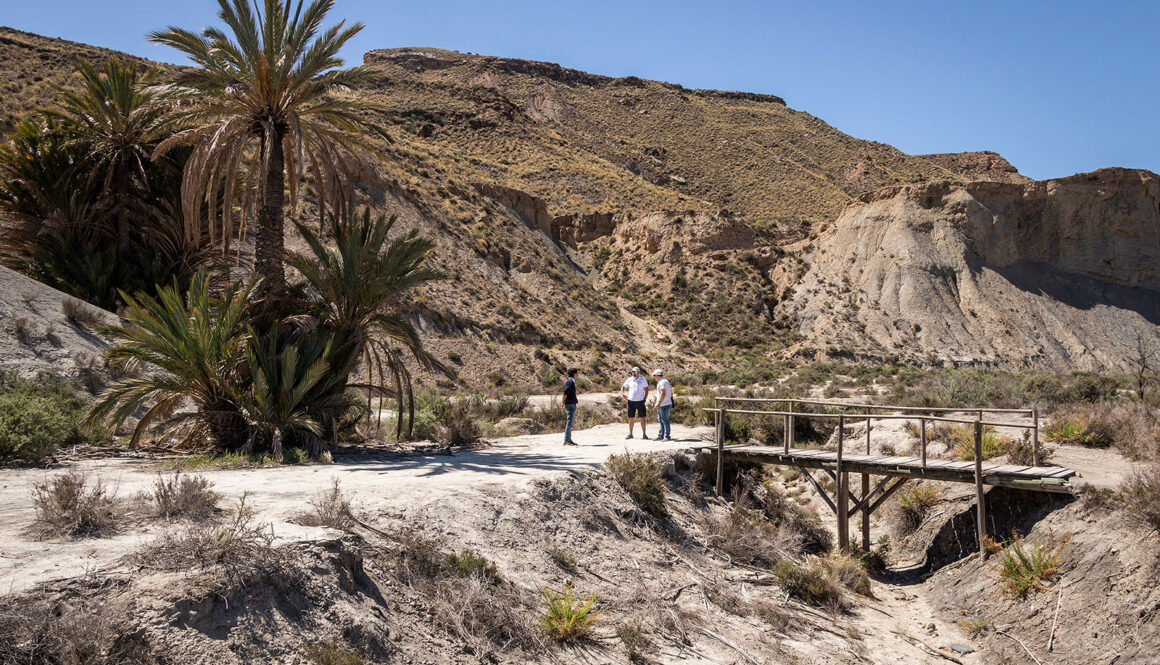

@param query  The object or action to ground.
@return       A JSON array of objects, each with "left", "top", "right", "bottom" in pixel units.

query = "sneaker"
[
  {"left": 625, "top": 434, "right": 634, "bottom": 439},
  {"left": 664, "top": 436, "right": 673, "bottom": 441},
  {"left": 564, "top": 440, "right": 577, "bottom": 446},
  {"left": 642, "top": 435, "right": 649, "bottom": 440}
]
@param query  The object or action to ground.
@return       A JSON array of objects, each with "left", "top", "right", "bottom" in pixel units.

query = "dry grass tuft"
[
  {"left": 772, "top": 558, "right": 844, "bottom": 613},
  {"left": 950, "top": 424, "right": 1010, "bottom": 461},
  {"left": 0, "top": 594, "right": 162, "bottom": 665},
  {"left": 31, "top": 470, "right": 117, "bottom": 538}
]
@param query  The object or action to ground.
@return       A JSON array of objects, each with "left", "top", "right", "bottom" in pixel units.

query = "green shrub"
[
  {"left": 439, "top": 405, "right": 482, "bottom": 448},
  {"left": 772, "top": 559, "right": 843, "bottom": 612},
  {"left": 446, "top": 548, "right": 502, "bottom": 584},
  {"left": 1043, "top": 417, "right": 1111, "bottom": 447},
  {"left": 893, "top": 483, "right": 941, "bottom": 535},
  {"left": 606, "top": 452, "right": 668, "bottom": 518},
  {"left": 985, "top": 532, "right": 1068, "bottom": 598},
  {"left": 0, "top": 374, "right": 86, "bottom": 464},
  {"left": 820, "top": 552, "right": 872, "bottom": 597},
  {"left": 539, "top": 585, "right": 601, "bottom": 641},
  {"left": 302, "top": 638, "right": 364, "bottom": 665}
]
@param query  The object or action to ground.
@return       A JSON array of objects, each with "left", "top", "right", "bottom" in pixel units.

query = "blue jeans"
[
  {"left": 564, "top": 403, "right": 577, "bottom": 442},
  {"left": 657, "top": 405, "right": 672, "bottom": 439}
]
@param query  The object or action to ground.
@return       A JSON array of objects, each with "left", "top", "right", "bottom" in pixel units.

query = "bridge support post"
[
  {"left": 715, "top": 406, "right": 726, "bottom": 497},
  {"left": 836, "top": 415, "right": 849, "bottom": 551},
  {"left": 862, "top": 416, "right": 871, "bottom": 551},
  {"left": 920, "top": 418, "right": 927, "bottom": 468},
  {"left": 974, "top": 418, "right": 988, "bottom": 561},
  {"left": 1032, "top": 407, "right": 1040, "bottom": 467}
]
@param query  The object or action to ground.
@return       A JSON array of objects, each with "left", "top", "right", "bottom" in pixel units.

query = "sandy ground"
[{"left": 0, "top": 422, "right": 711, "bottom": 595}]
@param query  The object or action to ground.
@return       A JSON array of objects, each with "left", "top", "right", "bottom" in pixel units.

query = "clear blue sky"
[{"left": 6, "top": 0, "right": 1159, "bottom": 180}]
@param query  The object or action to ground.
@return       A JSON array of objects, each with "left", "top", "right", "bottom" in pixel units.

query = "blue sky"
[{"left": 6, "top": 0, "right": 1159, "bottom": 180}]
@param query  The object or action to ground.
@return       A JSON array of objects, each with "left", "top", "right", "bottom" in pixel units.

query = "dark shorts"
[{"left": 627, "top": 400, "right": 646, "bottom": 418}]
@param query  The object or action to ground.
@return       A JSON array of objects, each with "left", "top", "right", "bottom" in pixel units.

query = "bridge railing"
[{"left": 702, "top": 396, "right": 1040, "bottom": 475}]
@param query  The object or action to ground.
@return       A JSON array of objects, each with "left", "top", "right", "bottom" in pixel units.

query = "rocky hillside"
[
  {"left": 782, "top": 168, "right": 1160, "bottom": 371},
  {"left": 4, "top": 27, "right": 1159, "bottom": 381}
]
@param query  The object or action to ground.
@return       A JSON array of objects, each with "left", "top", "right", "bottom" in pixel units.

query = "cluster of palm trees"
[{"left": 0, "top": 0, "right": 446, "bottom": 457}]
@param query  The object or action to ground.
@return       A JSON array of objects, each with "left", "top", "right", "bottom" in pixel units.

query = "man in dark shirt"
[{"left": 562, "top": 368, "right": 579, "bottom": 445}]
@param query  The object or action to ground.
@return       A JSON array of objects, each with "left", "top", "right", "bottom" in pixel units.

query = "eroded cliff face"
[{"left": 783, "top": 168, "right": 1160, "bottom": 371}]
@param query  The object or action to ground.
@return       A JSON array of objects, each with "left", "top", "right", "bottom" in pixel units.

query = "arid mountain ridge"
[{"left": 1, "top": 27, "right": 1158, "bottom": 384}]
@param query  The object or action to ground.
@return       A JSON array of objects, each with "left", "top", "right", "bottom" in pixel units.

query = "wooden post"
[
  {"left": 837, "top": 415, "right": 849, "bottom": 551},
  {"left": 788, "top": 401, "right": 796, "bottom": 450},
  {"left": 1032, "top": 407, "right": 1040, "bottom": 467},
  {"left": 715, "top": 407, "right": 726, "bottom": 496},
  {"left": 783, "top": 413, "right": 790, "bottom": 454},
  {"left": 920, "top": 418, "right": 927, "bottom": 468},
  {"left": 974, "top": 418, "right": 987, "bottom": 561},
  {"left": 862, "top": 418, "right": 870, "bottom": 551}
]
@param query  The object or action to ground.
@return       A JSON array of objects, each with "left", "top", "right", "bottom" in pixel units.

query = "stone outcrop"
[
  {"left": 783, "top": 168, "right": 1160, "bottom": 371},
  {"left": 918, "top": 151, "right": 1031, "bottom": 184}
]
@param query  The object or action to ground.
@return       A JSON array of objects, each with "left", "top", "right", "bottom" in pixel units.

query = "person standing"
[
  {"left": 653, "top": 368, "right": 673, "bottom": 441},
  {"left": 621, "top": 367, "right": 650, "bottom": 439},
  {"left": 562, "top": 368, "right": 579, "bottom": 445}
]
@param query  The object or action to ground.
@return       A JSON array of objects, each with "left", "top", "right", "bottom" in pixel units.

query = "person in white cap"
[
  {"left": 653, "top": 369, "right": 673, "bottom": 441},
  {"left": 620, "top": 366, "right": 650, "bottom": 439}
]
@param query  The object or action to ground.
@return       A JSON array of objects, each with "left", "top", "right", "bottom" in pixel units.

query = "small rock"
[{"left": 947, "top": 644, "right": 975, "bottom": 655}]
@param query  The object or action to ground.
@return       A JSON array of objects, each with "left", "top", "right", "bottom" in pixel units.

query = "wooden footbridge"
[{"left": 704, "top": 398, "right": 1078, "bottom": 558}]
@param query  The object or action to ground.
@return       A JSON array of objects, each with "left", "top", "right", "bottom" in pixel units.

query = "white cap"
[
  {"left": 631, "top": 366, "right": 641, "bottom": 374},
  {"left": 652, "top": 368, "right": 663, "bottom": 376}
]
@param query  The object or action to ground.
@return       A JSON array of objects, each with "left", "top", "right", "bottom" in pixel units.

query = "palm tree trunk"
[{"left": 254, "top": 126, "right": 287, "bottom": 320}]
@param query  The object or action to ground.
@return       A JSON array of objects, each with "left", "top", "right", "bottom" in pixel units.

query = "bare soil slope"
[{"left": 784, "top": 168, "right": 1160, "bottom": 370}]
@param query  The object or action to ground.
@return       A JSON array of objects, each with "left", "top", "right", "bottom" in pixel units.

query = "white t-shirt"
[
  {"left": 655, "top": 378, "right": 673, "bottom": 407},
  {"left": 623, "top": 375, "right": 649, "bottom": 401}
]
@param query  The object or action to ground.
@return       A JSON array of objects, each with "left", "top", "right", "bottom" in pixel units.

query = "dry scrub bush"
[
  {"left": 1119, "top": 465, "right": 1160, "bottom": 531},
  {"left": 298, "top": 478, "right": 354, "bottom": 529},
  {"left": 606, "top": 452, "right": 668, "bottom": 518},
  {"left": 1006, "top": 432, "right": 1054, "bottom": 466},
  {"left": 985, "top": 532, "right": 1070, "bottom": 598},
  {"left": 891, "top": 482, "right": 941, "bottom": 536},
  {"left": 544, "top": 535, "right": 578, "bottom": 571},
  {"left": 388, "top": 527, "right": 539, "bottom": 654},
  {"left": 150, "top": 471, "right": 219, "bottom": 519},
  {"left": 616, "top": 620, "right": 654, "bottom": 663},
  {"left": 136, "top": 494, "right": 277, "bottom": 572},
  {"left": 31, "top": 470, "right": 117, "bottom": 537},
  {"left": 1052, "top": 402, "right": 1160, "bottom": 459},
  {"left": 700, "top": 496, "right": 791, "bottom": 567},
  {"left": 61, "top": 297, "right": 103, "bottom": 330},
  {"left": 539, "top": 585, "right": 601, "bottom": 642},
  {"left": 0, "top": 595, "right": 161, "bottom": 665}
]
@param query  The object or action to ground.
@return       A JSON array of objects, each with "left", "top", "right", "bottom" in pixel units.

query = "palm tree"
[
  {"left": 148, "top": 0, "right": 386, "bottom": 311},
  {"left": 287, "top": 208, "right": 448, "bottom": 440},
  {"left": 46, "top": 57, "right": 170, "bottom": 243},
  {"left": 83, "top": 270, "right": 253, "bottom": 447}
]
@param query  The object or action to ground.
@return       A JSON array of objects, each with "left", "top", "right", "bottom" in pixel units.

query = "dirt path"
[{"left": 0, "top": 422, "right": 711, "bottom": 594}]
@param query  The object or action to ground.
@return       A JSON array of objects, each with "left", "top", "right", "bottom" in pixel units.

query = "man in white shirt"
[
  {"left": 620, "top": 366, "right": 650, "bottom": 439},
  {"left": 653, "top": 368, "right": 673, "bottom": 441}
]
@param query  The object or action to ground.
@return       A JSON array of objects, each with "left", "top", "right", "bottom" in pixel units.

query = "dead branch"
[{"left": 997, "top": 629, "right": 1044, "bottom": 665}]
